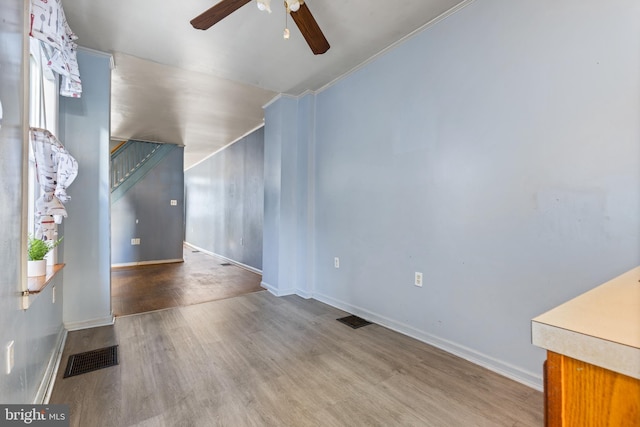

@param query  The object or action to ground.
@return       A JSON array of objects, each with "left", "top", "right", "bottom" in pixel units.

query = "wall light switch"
[
  {"left": 131, "top": 238, "right": 140, "bottom": 245},
  {"left": 6, "top": 341, "right": 14, "bottom": 375},
  {"left": 334, "top": 257, "right": 340, "bottom": 269},
  {"left": 170, "top": 200, "right": 177, "bottom": 206}
]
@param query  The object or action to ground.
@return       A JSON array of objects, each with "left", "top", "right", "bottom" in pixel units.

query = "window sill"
[{"left": 26, "top": 263, "right": 64, "bottom": 294}]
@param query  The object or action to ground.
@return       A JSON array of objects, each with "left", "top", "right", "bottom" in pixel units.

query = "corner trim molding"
[
  {"left": 64, "top": 314, "right": 115, "bottom": 332},
  {"left": 295, "top": 289, "right": 312, "bottom": 299},
  {"left": 35, "top": 327, "right": 67, "bottom": 404},
  {"left": 262, "top": 93, "right": 297, "bottom": 109},
  {"left": 312, "top": 291, "right": 543, "bottom": 391},
  {"left": 262, "top": 90, "right": 319, "bottom": 110},
  {"left": 261, "top": 281, "right": 296, "bottom": 297}
]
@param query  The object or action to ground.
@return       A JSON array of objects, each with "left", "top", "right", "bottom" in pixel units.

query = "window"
[{"left": 28, "top": 39, "right": 59, "bottom": 243}]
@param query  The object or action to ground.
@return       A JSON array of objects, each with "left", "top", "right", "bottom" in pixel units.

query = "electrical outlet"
[
  {"left": 415, "top": 272, "right": 423, "bottom": 287},
  {"left": 170, "top": 199, "right": 177, "bottom": 206},
  {"left": 334, "top": 257, "right": 340, "bottom": 269},
  {"left": 6, "top": 341, "right": 14, "bottom": 375}
]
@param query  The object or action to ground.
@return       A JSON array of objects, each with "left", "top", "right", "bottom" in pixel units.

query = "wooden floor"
[
  {"left": 111, "top": 248, "right": 263, "bottom": 316},
  {"left": 51, "top": 291, "right": 543, "bottom": 426}
]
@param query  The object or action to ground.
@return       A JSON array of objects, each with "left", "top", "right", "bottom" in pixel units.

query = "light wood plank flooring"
[
  {"left": 111, "top": 248, "right": 263, "bottom": 316},
  {"left": 51, "top": 291, "right": 543, "bottom": 426}
]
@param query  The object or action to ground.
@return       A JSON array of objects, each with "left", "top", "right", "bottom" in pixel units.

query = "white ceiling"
[{"left": 61, "top": 0, "right": 470, "bottom": 168}]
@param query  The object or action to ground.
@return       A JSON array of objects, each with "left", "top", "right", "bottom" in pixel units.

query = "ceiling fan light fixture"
[
  {"left": 285, "top": 0, "right": 301, "bottom": 12},
  {"left": 257, "top": 0, "right": 272, "bottom": 13}
]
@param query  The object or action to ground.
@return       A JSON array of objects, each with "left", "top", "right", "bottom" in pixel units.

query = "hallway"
[{"left": 111, "top": 247, "right": 264, "bottom": 316}]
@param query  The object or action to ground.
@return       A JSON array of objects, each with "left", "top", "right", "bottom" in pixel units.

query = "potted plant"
[{"left": 27, "top": 234, "right": 62, "bottom": 277}]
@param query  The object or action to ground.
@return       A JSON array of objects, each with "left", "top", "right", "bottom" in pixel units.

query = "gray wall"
[
  {"left": 185, "top": 127, "right": 264, "bottom": 270},
  {"left": 59, "top": 48, "right": 113, "bottom": 330},
  {"left": 262, "top": 0, "right": 640, "bottom": 389},
  {"left": 111, "top": 144, "right": 185, "bottom": 265},
  {"left": 0, "top": 1, "right": 65, "bottom": 403}
]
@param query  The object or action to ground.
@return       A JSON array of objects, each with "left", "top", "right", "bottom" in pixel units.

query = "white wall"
[{"left": 263, "top": 0, "right": 640, "bottom": 389}]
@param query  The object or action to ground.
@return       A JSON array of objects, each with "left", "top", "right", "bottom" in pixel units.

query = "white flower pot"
[
  {"left": 46, "top": 248, "right": 57, "bottom": 266},
  {"left": 28, "top": 260, "right": 47, "bottom": 277}
]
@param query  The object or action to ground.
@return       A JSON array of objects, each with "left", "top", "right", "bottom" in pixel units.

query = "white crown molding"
[
  {"left": 315, "top": 0, "right": 475, "bottom": 95},
  {"left": 184, "top": 122, "right": 265, "bottom": 171}
]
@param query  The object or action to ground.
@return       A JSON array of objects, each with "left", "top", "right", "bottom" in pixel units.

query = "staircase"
[{"left": 110, "top": 140, "right": 176, "bottom": 203}]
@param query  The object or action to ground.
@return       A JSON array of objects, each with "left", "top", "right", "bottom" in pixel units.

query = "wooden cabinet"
[
  {"left": 532, "top": 268, "right": 640, "bottom": 426},
  {"left": 544, "top": 351, "right": 640, "bottom": 427}
]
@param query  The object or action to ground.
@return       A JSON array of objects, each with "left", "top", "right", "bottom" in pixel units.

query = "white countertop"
[{"left": 532, "top": 266, "right": 640, "bottom": 380}]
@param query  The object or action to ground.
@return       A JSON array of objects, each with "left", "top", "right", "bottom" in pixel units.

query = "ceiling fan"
[{"left": 190, "top": 0, "right": 330, "bottom": 55}]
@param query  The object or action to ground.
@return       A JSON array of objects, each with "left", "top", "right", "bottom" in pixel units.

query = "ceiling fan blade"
[
  {"left": 191, "top": 0, "right": 252, "bottom": 30},
  {"left": 290, "top": 2, "right": 330, "bottom": 55}
]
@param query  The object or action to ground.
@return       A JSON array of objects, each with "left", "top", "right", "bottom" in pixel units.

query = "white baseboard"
[
  {"left": 111, "top": 258, "right": 183, "bottom": 268},
  {"left": 183, "top": 242, "right": 262, "bottom": 275},
  {"left": 312, "top": 291, "right": 543, "bottom": 391},
  {"left": 64, "top": 314, "right": 115, "bottom": 331},
  {"left": 295, "top": 289, "right": 312, "bottom": 299},
  {"left": 260, "top": 281, "right": 297, "bottom": 297},
  {"left": 34, "top": 327, "right": 67, "bottom": 404}
]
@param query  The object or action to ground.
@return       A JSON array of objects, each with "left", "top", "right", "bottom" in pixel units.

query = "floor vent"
[
  {"left": 191, "top": 250, "right": 200, "bottom": 253},
  {"left": 220, "top": 263, "right": 232, "bottom": 266},
  {"left": 63, "top": 345, "right": 119, "bottom": 378},
  {"left": 337, "top": 315, "right": 372, "bottom": 329}
]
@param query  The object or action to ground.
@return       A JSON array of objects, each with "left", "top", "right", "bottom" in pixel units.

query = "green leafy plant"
[{"left": 28, "top": 234, "right": 62, "bottom": 261}]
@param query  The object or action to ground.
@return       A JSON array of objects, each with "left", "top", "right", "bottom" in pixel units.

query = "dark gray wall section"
[
  {"left": 185, "top": 127, "right": 264, "bottom": 270},
  {"left": 111, "top": 145, "right": 185, "bottom": 264}
]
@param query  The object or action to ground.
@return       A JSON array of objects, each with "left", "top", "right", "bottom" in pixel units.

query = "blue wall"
[
  {"left": 111, "top": 144, "right": 185, "bottom": 265},
  {"left": 0, "top": 1, "right": 65, "bottom": 403},
  {"left": 263, "top": 0, "right": 640, "bottom": 388},
  {"left": 59, "top": 48, "right": 113, "bottom": 330},
  {"left": 185, "top": 127, "right": 264, "bottom": 270},
  {"left": 262, "top": 96, "right": 315, "bottom": 295}
]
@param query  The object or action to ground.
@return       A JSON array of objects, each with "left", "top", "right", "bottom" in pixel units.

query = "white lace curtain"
[
  {"left": 29, "top": 128, "right": 78, "bottom": 240},
  {"left": 29, "top": 0, "right": 82, "bottom": 98}
]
